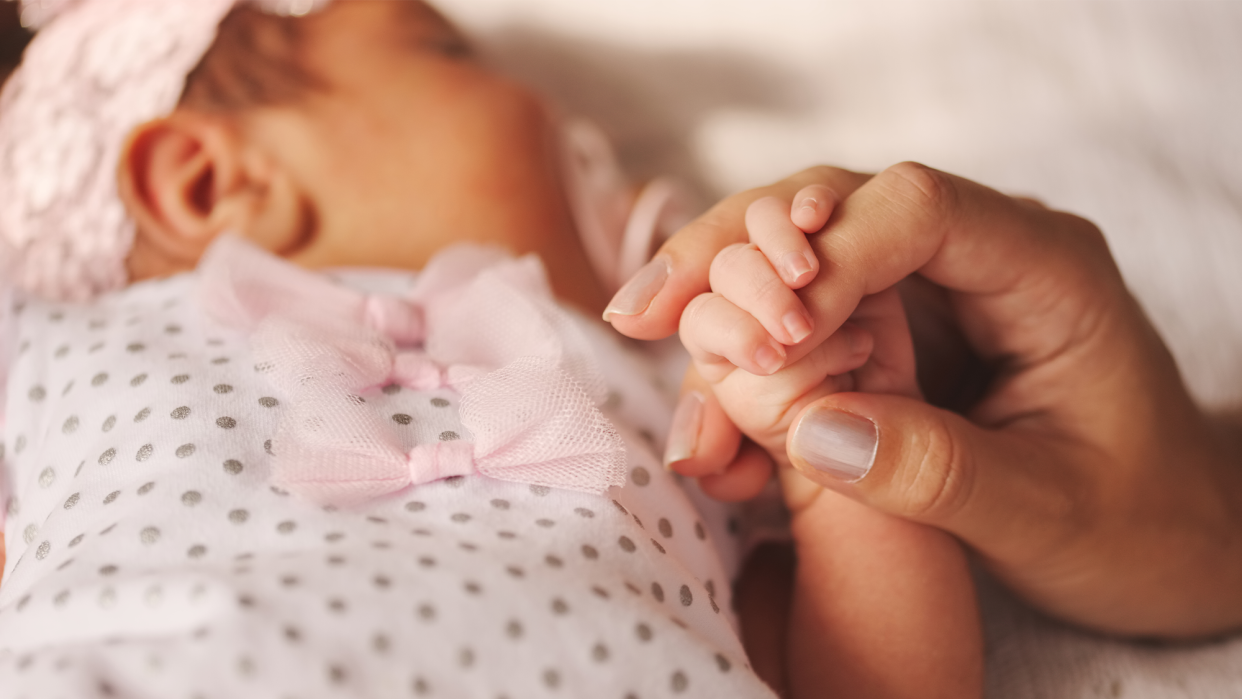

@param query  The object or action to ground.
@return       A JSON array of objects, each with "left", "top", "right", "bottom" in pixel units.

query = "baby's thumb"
[{"left": 785, "top": 392, "right": 1052, "bottom": 552}]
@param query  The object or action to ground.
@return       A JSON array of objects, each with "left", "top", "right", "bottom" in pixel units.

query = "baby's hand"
[{"left": 670, "top": 185, "right": 920, "bottom": 502}]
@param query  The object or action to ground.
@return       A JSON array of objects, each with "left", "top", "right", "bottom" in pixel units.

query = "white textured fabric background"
[{"left": 439, "top": 2, "right": 1242, "bottom": 697}]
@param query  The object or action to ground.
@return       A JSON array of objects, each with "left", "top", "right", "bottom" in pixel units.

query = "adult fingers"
[
  {"left": 745, "top": 195, "right": 820, "bottom": 289},
  {"left": 698, "top": 441, "right": 775, "bottom": 502},
  {"left": 784, "top": 391, "right": 1082, "bottom": 563},
  {"left": 665, "top": 366, "right": 743, "bottom": 477},
  {"left": 605, "top": 166, "right": 871, "bottom": 340},
  {"left": 787, "top": 162, "right": 1121, "bottom": 369},
  {"left": 664, "top": 369, "right": 775, "bottom": 504}
]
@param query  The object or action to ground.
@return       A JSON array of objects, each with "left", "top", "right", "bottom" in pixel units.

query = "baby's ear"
[{"left": 119, "top": 110, "right": 307, "bottom": 280}]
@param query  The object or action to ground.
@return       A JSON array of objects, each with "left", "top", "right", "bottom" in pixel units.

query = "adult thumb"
[{"left": 785, "top": 392, "right": 1064, "bottom": 552}]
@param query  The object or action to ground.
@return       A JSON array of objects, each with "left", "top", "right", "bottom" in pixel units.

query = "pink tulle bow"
[{"left": 198, "top": 236, "right": 626, "bottom": 507}]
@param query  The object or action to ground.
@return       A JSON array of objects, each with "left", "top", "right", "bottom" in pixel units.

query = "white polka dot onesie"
[{"left": 0, "top": 239, "right": 776, "bottom": 698}]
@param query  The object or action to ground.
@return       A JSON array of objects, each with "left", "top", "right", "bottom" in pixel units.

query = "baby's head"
[
  {"left": 1, "top": 0, "right": 606, "bottom": 310},
  {"left": 124, "top": 1, "right": 601, "bottom": 305}
]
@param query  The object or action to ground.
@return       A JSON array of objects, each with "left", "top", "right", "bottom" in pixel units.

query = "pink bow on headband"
[{"left": 198, "top": 236, "right": 626, "bottom": 507}]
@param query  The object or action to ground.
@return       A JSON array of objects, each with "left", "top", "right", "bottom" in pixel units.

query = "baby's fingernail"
[
  {"left": 780, "top": 251, "right": 814, "bottom": 286},
  {"left": 790, "top": 408, "right": 877, "bottom": 482},
  {"left": 753, "top": 342, "right": 785, "bottom": 375},
  {"left": 782, "top": 310, "right": 812, "bottom": 344},
  {"left": 663, "top": 391, "right": 705, "bottom": 468},
  {"left": 603, "top": 258, "right": 669, "bottom": 322}
]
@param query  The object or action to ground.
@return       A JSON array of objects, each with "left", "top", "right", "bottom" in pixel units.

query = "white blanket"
[{"left": 444, "top": 2, "right": 1242, "bottom": 696}]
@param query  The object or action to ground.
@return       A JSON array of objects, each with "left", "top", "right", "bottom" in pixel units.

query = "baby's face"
[{"left": 228, "top": 3, "right": 590, "bottom": 293}]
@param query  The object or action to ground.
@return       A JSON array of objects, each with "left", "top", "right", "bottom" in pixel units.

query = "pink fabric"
[{"left": 197, "top": 236, "right": 626, "bottom": 507}]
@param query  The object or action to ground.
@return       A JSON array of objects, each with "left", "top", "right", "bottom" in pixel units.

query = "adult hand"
[{"left": 607, "top": 163, "right": 1242, "bottom": 638}]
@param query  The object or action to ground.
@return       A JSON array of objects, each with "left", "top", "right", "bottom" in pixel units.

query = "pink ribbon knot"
[{"left": 198, "top": 236, "right": 627, "bottom": 507}]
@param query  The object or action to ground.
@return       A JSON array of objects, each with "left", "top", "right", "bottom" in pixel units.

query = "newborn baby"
[{"left": 0, "top": 2, "right": 979, "bottom": 697}]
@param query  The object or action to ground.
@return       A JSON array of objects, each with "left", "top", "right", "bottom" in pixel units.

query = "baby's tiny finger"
[
  {"left": 772, "top": 322, "right": 874, "bottom": 392},
  {"left": 789, "top": 184, "right": 838, "bottom": 233},
  {"left": 681, "top": 292, "right": 787, "bottom": 377},
  {"left": 699, "top": 441, "right": 776, "bottom": 503},
  {"left": 710, "top": 243, "right": 813, "bottom": 346},
  {"left": 745, "top": 196, "right": 819, "bottom": 289}
]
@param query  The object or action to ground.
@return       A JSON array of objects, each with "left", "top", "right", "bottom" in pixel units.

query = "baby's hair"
[
  {"left": 179, "top": 6, "right": 325, "bottom": 112},
  {"left": 180, "top": 2, "right": 465, "bottom": 113},
  {"left": 1, "top": 1, "right": 33, "bottom": 88}
]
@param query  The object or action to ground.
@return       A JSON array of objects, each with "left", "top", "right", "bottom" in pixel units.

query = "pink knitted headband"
[{"left": 0, "top": 0, "right": 331, "bottom": 302}]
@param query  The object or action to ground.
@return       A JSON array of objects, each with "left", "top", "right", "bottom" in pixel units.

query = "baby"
[
  {"left": 0, "top": 1, "right": 979, "bottom": 697},
  {"left": 661, "top": 187, "right": 983, "bottom": 697}
]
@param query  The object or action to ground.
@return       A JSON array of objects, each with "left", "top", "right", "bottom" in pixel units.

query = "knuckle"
[
  {"left": 880, "top": 161, "right": 958, "bottom": 222},
  {"left": 1061, "top": 211, "right": 1111, "bottom": 255},
  {"left": 709, "top": 243, "right": 752, "bottom": 288},
  {"left": 800, "top": 165, "right": 843, "bottom": 182},
  {"left": 749, "top": 270, "right": 790, "bottom": 309},
  {"left": 678, "top": 292, "right": 716, "bottom": 339},
  {"left": 893, "top": 413, "right": 973, "bottom": 522},
  {"left": 1049, "top": 211, "right": 1125, "bottom": 287}
]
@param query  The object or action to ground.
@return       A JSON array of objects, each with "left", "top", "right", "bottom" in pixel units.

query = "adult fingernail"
[
  {"left": 753, "top": 342, "right": 785, "bottom": 375},
  {"left": 603, "top": 258, "right": 669, "bottom": 322},
  {"left": 782, "top": 310, "right": 812, "bottom": 344},
  {"left": 663, "top": 391, "right": 705, "bottom": 468},
  {"left": 780, "top": 251, "right": 814, "bottom": 286},
  {"left": 790, "top": 408, "right": 877, "bottom": 482}
]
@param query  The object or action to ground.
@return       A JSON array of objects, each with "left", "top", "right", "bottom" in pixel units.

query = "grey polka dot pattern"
[
  {"left": 0, "top": 271, "right": 764, "bottom": 699},
  {"left": 658, "top": 518, "right": 673, "bottom": 538}
]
